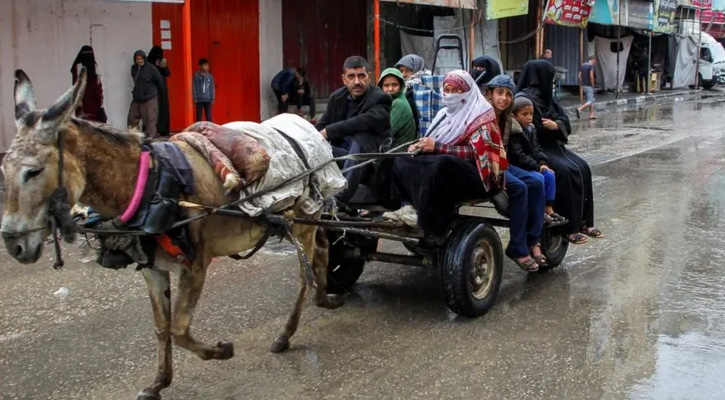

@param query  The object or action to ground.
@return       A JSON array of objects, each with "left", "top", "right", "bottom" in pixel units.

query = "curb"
[{"left": 562, "top": 89, "right": 725, "bottom": 114}]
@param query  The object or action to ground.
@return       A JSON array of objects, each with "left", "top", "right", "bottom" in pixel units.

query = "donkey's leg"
[
  {"left": 270, "top": 271, "right": 309, "bottom": 353},
  {"left": 312, "top": 228, "right": 344, "bottom": 310},
  {"left": 137, "top": 268, "right": 173, "bottom": 400},
  {"left": 171, "top": 257, "right": 234, "bottom": 361},
  {"left": 270, "top": 225, "right": 341, "bottom": 353}
]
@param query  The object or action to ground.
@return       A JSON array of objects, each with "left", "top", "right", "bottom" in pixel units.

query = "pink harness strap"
[{"left": 119, "top": 151, "right": 151, "bottom": 224}]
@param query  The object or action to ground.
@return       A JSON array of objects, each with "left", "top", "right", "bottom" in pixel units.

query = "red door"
[{"left": 153, "top": 0, "right": 260, "bottom": 132}]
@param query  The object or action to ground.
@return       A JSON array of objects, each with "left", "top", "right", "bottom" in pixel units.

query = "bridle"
[{"left": 0, "top": 131, "right": 77, "bottom": 269}]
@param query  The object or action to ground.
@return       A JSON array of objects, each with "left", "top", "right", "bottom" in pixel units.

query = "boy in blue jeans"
[{"left": 509, "top": 96, "right": 566, "bottom": 226}]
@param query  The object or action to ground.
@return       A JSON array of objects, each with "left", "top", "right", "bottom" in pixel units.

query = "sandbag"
[{"left": 183, "top": 121, "right": 270, "bottom": 186}]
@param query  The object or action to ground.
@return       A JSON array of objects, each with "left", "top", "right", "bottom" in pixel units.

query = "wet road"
[{"left": 2, "top": 97, "right": 725, "bottom": 399}]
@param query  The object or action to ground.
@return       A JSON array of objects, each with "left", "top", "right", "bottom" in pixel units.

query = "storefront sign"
[
  {"left": 700, "top": 10, "right": 725, "bottom": 23},
  {"left": 380, "top": 0, "right": 477, "bottom": 9},
  {"left": 654, "top": 0, "right": 677, "bottom": 33},
  {"left": 589, "top": 0, "right": 654, "bottom": 30},
  {"left": 544, "top": 0, "right": 594, "bottom": 27},
  {"left": 486, "top": 0, "right": 529, "bottom": 19},
  {"left": 692, "top": 0, "right": 713, "bottom": 9}
]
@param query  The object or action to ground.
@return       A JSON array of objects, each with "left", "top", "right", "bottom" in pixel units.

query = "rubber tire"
[
  {"left": 698, "top": 74, "right": 716, "bottom": 90},
  {"left": 440, "top": 221, "right": 503, "bottom": 318},
  {"left": 539, "top": 226, "right": 569, "bottom": 271},
  {"left": 326, "top": 232, "right": 377, "bottom": 294}
]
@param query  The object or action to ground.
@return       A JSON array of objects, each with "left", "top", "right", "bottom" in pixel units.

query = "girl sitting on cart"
[{"left": 384, "top": 71, "right": 546, "bottom": 271}]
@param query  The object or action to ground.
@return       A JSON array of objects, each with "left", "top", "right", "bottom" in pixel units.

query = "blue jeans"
[
  {"left": 333, "top": 140, "right": 364, "bottom": 203},
  {"left": 540, "top": 169, "right": 556, "bottom": 204},
  {"left": 505, "top": 165, "right": 545, "bottom": 257}
]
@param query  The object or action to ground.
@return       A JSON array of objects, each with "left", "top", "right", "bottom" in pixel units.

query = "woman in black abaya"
[
  {"left": 515, "top": 60, "right": 602, "bottom": 243},
  {"left": 147, "top": 45, "right": 171, "bottom": 136},
  {"left": 471, "top": 55, "right": 501, "bottom": 90}
]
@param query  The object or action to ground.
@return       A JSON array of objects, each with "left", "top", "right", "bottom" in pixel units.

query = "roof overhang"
[{"left": 379, "top": 0, "right": 477, "bottom": 10}]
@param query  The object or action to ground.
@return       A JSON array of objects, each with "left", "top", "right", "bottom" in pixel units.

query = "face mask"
[{"left": 442, "top": 91, "right": 467, "bottom": 112}]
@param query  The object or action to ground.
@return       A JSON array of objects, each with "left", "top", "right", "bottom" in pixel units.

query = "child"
[
  {"left": 193, "top": 58, "right": 215, "bottom": 122},
  {"left": 509, "top": 96, "right": 566, "bottom": 226}
]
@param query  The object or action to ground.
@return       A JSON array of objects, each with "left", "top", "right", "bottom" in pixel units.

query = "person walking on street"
[
  {"left": 193, "top": 58, "right": 215, "bottom": 122},
  {"left": 128, "top": 50, "right": 163, "bottom": 138},
  {"left": 576, "top": 56, "right": 597, "bottom": 119},
  {"left": 147, "top": 45, "right": 171, "bottom": 136}
]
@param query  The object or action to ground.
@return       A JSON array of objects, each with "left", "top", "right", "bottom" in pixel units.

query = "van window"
[{"left": 701, "top": 47, "right": 713, "bottom": 62}]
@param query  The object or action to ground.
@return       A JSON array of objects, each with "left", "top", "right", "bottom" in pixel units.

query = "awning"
[{"left": 379, "top": 0, "right": 477, "bottom": 9}]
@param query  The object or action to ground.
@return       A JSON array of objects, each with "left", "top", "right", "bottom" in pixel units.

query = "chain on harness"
[{"left": 48, "top": 131, "right": 79, "bottom": 269}]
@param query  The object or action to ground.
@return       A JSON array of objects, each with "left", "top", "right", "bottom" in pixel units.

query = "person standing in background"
[
  {"left": 128, "top": 50, "right": 163, "bottom": 138},
  {"left": 71, "top": 45, "right": 106, "bottom": 123},
  {"left": 147, "top": 45, "right": 171, "bottom": 136},
  {"left": 193, "top": 58, "right": 215, "bottom": 122},
  {"left": 576, "top": 56, "right": 597, "bottom": 119},
  {"left": 290, "top": 68, "right": 317, "bottom": 123}
]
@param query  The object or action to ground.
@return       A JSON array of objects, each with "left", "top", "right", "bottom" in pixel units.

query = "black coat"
[
  {"left": 315, "top": 85, "right": 392, "bottom": 153},
  {"left": 507, "top": 119, "right": 548, "bottom": 171},
  {"left": 131, "top": 58, "right": 163, "bottom": 102}
]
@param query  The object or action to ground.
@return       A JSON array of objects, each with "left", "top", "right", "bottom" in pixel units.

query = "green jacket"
[{"left": 378, "top": 68, "right": 417, "bottom": 148}]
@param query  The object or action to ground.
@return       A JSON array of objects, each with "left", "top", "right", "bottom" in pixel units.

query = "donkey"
[{"left": 1, "top": 69, "right": 341, "bottom": 400}]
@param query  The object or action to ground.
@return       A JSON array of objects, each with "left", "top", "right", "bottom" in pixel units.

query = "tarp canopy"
[
  {"left": 380, "top": 0, "right": 477, "bottom": 9},
  {"left": 594, "top": 35, "right": 633, "bottom": 90},
  {"left": 672, "top": 35, "right": 698, "bottom": 88}
]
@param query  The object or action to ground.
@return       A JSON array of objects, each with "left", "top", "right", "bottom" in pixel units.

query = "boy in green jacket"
[{"left": 377, "top": 68, "right": 416, "bottom": 148}]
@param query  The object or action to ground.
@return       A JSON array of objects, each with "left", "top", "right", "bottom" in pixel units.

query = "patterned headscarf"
[{"left": 426, "top": 70, "right": 507, "bottom": 192}]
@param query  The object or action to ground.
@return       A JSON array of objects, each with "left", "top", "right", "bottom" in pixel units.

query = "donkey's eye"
[{"left": 24, "top": 168, "right": 44, "bottom": 182}]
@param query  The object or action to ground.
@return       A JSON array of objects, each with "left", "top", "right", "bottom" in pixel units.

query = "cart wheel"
[
  {"left": 326, "top": 231, "right": 377, "bottom": 294},
  {"left": 440, "top": 221, "right": 503, "bottom": 317},
  {"left": 539, "top": 227, "right": 569, "bottom": 271}
]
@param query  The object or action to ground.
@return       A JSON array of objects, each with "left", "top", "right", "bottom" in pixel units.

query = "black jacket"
[
  {"left": 315, "top": 85, "right": 392, "bottom": 153},
  {"left": 508, "top": 119, "right": 548, "bottom": 171},
  {"left": 131, "top": 50, "right": 164, "bottom": 103}
]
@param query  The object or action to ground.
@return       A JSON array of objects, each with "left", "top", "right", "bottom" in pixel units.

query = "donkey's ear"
[
  {"left": 14, "top": 70, "right": 36, "bottom": 122},
  {"left": 35, "top": 67, "right": 87, "bottom": 143}
]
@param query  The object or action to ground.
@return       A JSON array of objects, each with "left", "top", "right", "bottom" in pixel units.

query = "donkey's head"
[{"left": 1, "top": 69, "right": 87, "bottom": 263}]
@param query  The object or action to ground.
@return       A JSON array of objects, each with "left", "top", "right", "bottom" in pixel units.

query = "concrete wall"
[
  {"left": 259, "top": 0, "right": 283, "bottom": 121},
  {"left": 0, "top": 0, "right": 152, "bottom": 151}
]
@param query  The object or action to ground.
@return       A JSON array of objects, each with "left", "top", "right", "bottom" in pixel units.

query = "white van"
[{"left": 698, "top": 31, "right": 725, "bottom": 88}]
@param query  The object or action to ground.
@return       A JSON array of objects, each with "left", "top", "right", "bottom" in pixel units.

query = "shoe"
[
  {"left": 382, "top": 209, "right": 402, "bottom": 222},
  {"left": 398, "top": 205, "right": 418, "bottom": 228}
]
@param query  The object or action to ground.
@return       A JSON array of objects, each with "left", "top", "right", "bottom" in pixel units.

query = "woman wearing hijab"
[
  {"left": 395, "top": 54, "right": 431, "bottom": 132},
  {"left": 471, "top": 55, "right": 502, "bottom": 89},
  {"left": 385, "top": 70, "right": 506, "bottom": 242},
  {"left": 147, "top": 45, "right": 171, "bottom": 136},
  {"left": 70, "top": 45, "right": 105, "bottom": 123},
  {"left": 516, "top": 60, "right": 603, "bottom": 244}
]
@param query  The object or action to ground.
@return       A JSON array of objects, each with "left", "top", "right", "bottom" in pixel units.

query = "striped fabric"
[{"left": 413, "top": 75, "right": 445, "bottom": 136}]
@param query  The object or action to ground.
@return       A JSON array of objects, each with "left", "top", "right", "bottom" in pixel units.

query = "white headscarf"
[{"left": 426, "top": 70, "right": 494, "bottom": 145}]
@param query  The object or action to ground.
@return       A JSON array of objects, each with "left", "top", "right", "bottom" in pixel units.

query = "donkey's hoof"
[
  {"left": 317, "top": 294, "right": 344, "bottom": 310},
  {"left": 270, "top": 337, "right": 290, "bottom": 353},
  {"left": 215, "top": 341, "right": 235, "bottom": 360},
  {"left": 137, "top": 391, "right": 161, "bottom": 400}
]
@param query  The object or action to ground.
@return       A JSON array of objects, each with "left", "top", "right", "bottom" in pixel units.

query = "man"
[
  {"left": 316, "top": 56, "right": 392, "bottom": 203},
  {"left": 541, "top": 49, "right": 553, "bottom": 62},
  {"left": 272, "top": 67, "right": 305, "bottom": 115},
  {"left": 577, "top": 55, "right": 597, "bottom": 119},
  {"left": 128, "top": 50, "right": 164, "bottom": 138}
]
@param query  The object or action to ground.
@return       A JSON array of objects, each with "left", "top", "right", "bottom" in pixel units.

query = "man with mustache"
[{"left": 316, "top": 56, "right": 392, "bottom": 204}]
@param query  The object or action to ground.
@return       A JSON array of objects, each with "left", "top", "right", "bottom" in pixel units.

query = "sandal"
[
  {"left": 567, "top": 233, "right": 588, "bottom": 244},
  {"left": 510, "top": 255, "right": 539, "bottom": 272},
  {"left": 582, "top": 227, "right": 604, "bottom": 238},
  {"left": 529, "top": 243, "right": 548, "bottom": 267},
  {"left": 544, "top": 213, "right": 555, "bottom": 226}
]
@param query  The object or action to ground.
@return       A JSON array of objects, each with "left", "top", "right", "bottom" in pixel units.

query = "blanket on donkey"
[
  {"left": 175, "top": 114, "right": 346, "bottom": 217},
  {"left": 173, "top": 121, "right": 270, "bottom": 191}
]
